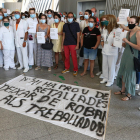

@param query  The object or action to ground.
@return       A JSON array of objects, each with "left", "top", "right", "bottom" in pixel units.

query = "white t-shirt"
[
  {"left": 80, "top": 20, "right": 88, "bottom": 32},
  {"left": 0, "top": 26, "right": 15, "bottom": 50},
  {"left": 102, "top": 28, "right": 118, "bottom": 55},
  {"left": 47, "top": 18, "right": 54, "bottom": 26}
]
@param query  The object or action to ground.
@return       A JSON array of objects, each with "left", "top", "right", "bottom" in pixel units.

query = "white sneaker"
[
  {"left": 137, "top": 92, "right": 140, "bottom": 96},
  {"left": 18, "top": 66, "right": 23, "bottom": 70},
  {"left": 96, "top": 71, "right": 102, "bottom": 76},
  {"left": 100, "top": 79, "right": 107, "bottom": 84},
  {"left": 11, "top": 67, "right": 16, "bottom": 70},
  {"left": 106, "top": 82, "right": 113, "bottom": 87},
  {"left": 135, "top": 84, "right": 139, "bottom": 91},
  {"left": 114, "top": 76, "right": 117, "bottom": 80},
  {"left": 4, "top": 68, "right": 9, "bottom": 71},
  {"left": 23, "top": 68, "right": 29, "bottom": 73},
  {"left": 99, "top": 74, "right": 103, "bottom": 79}
]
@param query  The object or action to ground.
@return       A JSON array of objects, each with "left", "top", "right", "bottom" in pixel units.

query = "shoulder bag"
[{"left": 128, "top": 31, "right": 140, "bottom": 72}]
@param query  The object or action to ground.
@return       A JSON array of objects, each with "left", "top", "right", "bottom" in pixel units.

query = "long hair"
[{"left": 106, "top": 15, "right": 119, "bottom": 33}]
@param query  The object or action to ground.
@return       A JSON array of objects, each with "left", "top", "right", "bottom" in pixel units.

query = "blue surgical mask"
[
  {"left": 41, "top": 19, "right": 46, "bottom": 24},
  {"left": 54, "top": 19, "right": 59, "bottom": 23},
  {"left": 68, "top": 18, "right": 73, "bottom": 23},
  {"left": 84, "top": 15, "right": 89, "bottom": 19},
  {"left": 22, "top": 16, "right": 25, "bottom": 19},
  {"left": 0, "top": 16, "right": 3, "bottom": 20},
  {"left": 92, "top": 13, "right": 94, "bottom": 16},
  {"left": 14, "top": 14, "right": 20, "bottom": 19},
  {"left": 4, "top": 13, "right": 7, "bottom": 17},
  {"left": 88, "top": 22, "right": 94, "bottom": 28},
  {"left": 48, "top": 14, "right": 52, "bottom": 18},
  {"left": 30, "top": 14, "right": 35, "bottom": 18},
  {"left": 63, "top": 15, "right": 65, "bottom": 18}
]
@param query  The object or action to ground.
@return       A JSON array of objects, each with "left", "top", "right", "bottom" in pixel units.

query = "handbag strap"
[
  {"left": 128, "top": 31, "right": 134, "bottom": 55},
  {"left": 67, "top": 23, "right": 77, "bottom": 43}
]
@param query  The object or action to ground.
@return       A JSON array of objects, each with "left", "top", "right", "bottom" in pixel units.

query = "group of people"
[{"left": 0, "top": 7, "right": 140, "bottom": 102}]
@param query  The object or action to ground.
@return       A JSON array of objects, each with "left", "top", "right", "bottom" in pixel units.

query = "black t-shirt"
[
  {"left": 63, "top": 22, "right": 80, "bottom": 45},
  {"left": 83, "top": 27, "right": 101, "bottom": 49}
]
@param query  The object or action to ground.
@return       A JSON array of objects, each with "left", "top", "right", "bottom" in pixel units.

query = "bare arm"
[
  {"left": 120, "top": 24, "right": 130, "bottom": 31},
  {"left": 46, "top": 25, "right": 50, "bottom": 38},
  {"left": 123, "top": 31, "right": 140, "bottom": 50}
]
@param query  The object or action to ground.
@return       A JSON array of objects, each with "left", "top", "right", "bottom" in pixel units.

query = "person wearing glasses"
[
  {"left": 61, "top": 12, "right": 80, "bottom": 77},
  {"left": 81, "top": 16, "right": 101, "bottom": 78},
  {"left": 0, "top": 17, "right": 15, "bottom": 71},
  {"left": 13, "top": 10, "right": 29, "bottom": 73}
]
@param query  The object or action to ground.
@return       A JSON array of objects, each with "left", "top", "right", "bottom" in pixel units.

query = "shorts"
[{"left": 84, "top": 47, "right": 97, "bottom": 60}]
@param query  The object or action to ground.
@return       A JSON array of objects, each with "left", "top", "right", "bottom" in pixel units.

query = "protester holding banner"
[
  {"left": 100, "top": 15, "right": 119, "bottom": 87},
  {"left": 35, "top": 14, "right": 53, "bottom": 71},
  {"left": 80, "top": 16, "right": 101, "bottom": 78},
  {"left": 51, "top": 14, "right": 65, "bottom": 69},
  {"left": 115, "top": 16, "right": 140, "bottom": 101}
]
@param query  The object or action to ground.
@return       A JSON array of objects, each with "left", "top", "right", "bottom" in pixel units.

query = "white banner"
[{"left": 0, "top": 75, "right": 111, "bottom": 140}]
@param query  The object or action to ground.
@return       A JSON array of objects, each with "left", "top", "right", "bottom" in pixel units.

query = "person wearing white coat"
[
  {"left": 0, "top": 11, "right": 4, "bottom": 67},
  {"left": 100, "top": 15, "right": 119, "bottom": 87},
  {"left": 13, "top": 10, "right": 29, "bottom": 73},
  {"left": 26, "top": 8, "right": 38, "bottom": 69},
  {"left": 0, "top": 17, "right": 16, "bottom": 70}
]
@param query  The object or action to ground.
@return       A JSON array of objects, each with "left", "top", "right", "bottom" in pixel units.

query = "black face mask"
[{"left": 128, "top": 24, "right": 136, "bottom": 29}]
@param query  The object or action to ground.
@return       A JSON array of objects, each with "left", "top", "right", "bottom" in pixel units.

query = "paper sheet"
[
  {"left": 37, "top": 32, "right": 45, "bottom": 44},
  {"left": 28, "top": 22, "right": 37, "bottom": 33},
  {"left": 50, "top": 28, "right": 58, "bottom": 39},
  {"left": 117, "top": 9, "right": 130, "bottom": 24}
]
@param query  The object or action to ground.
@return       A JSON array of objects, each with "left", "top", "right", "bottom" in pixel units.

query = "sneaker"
[
  {"left": 62, "top": 69, "right": 70, "bottom": 74},
  {"left": 4, "top": 68, "right": 9, "bottom": 71},
  {"left": 114, "top": 76, "right": 117, "bottom": 80},
  {"left": 73, "top": 71, "right": 78, "bottom": 77},
  {"left": 23, "top": 68, "right": 29, "bottom": 73},
  {"left": 135, "top": 84, "right": 139, "bottom": 91},
  {"left": 11, "top": 67, "right": 16, "bottom": 70},
  {"left": 48, "top": 67, "right": 51, "bottom": 72},
  {"left": 137, "top": 92, "right": 140, "bottom": 96},
  {"left": 106, "top": 82, "right": 113, "bottom": 87},
  {"left": 29, "top": 65, "right": 32, "bottom": 70},
  {"left": 18, "top": 66, "right": 23, "bottom": 70},
  {"left": 96, "top": 71, "right": 102, "bottom": 76},
  {"left": 99, "top": 74, "right": 103, "bottom": 79},
  {"left": 100, "top": 79, "right": 107, "bottom": 84}
]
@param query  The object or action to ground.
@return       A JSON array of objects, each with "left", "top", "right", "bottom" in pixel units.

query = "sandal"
[
  {"left": 121, "top": 94, "right": 132, "bottom": 101},
  {"left": 35, "top": 66, "right": 41, "bottom": 70},
  {"left": 54, "top": 64, "right": 58, "bottom": 70},
  {"left": 114, "top": 91, "right": 125, "bottom": 95},
  {"left": 80, "top": 73, "right": 87, "bottom": 77}
]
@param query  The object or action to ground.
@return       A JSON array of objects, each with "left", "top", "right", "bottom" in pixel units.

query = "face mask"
[
  {"left": 88, "top": 22, "right": 94, "bottom": 28},
  {"left": 30, "top": 14, "right": 35, "bottom": 18},
  {"left": 15, "top": 14, "right": 20, "bottom": 19},
  {"left": 101, "top": 21, "right": 105, "bottom": 26},
  {"left": 84, "top": 15, "right": 89, "bottom": 19},
  {"left": 104, "top": 20, "right": 109, "bottom": 26},
  {"left": 68, "top": 18, "right": 73, "bottom": 23},
  {"left": 22, "top": 16, "right": 25, "bottom": 19},
  {"left": 4, "top": 13, "right": 7, "bottom": 17},
  {"left": 63, "top": 15, "right": 65, "bottom": 18},
  {"left": 48, "top": 14, "right": 52, "bottom": 18},
  {"left": 4, "top": 22, "right": 9, "bottom": 27},
  {"left": 128, "top": 24, "right": 136, "bottom": 29},
  {"left": 92, "top": 13, "right": 94, "bottom": 16},
  {"left": 41, "top": 19, "right": 46, "bottom": 24},
  {"left": 54, "top": 19, "right": 59, "bottom": 23},
  {"left": 0, "top": 16, "right": 3, "bottom": 20}
]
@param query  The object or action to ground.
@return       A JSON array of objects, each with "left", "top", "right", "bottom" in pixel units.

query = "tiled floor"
[{"left": 0, "top": 60, "right": 140, "bottom": 140}]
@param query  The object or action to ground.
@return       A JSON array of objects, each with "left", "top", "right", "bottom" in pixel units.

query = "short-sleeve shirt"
[
  {"left": 63, "top": 22, "right": 80, "bottom": 45},
  {"left": 83, "top": 27, "right": 101, "bottom": 49}
]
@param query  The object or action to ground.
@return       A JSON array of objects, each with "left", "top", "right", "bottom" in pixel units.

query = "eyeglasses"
[
  {"left": 68, "top": 16, "right": 73, "bottom": 18},
  {"left": 88, "top": 21, "right": 94, "bottom": 23}
]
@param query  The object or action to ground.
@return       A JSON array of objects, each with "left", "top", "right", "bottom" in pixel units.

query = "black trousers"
[{"left": 97, "top": 49, "right": 102, "bottom": 72}]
